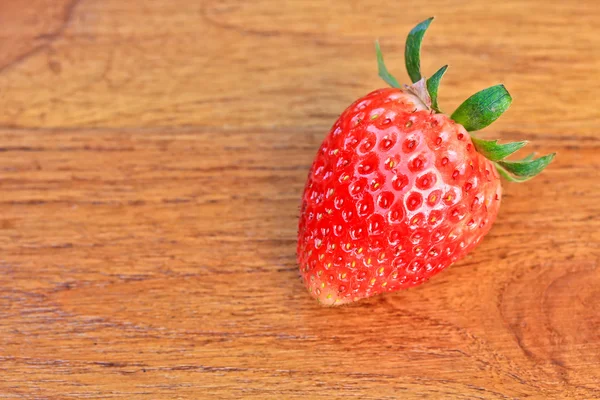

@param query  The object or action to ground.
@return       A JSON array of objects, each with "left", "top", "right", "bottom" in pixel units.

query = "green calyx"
[
  {"left": 451, "top": 85, "right": 512, "bottom": 132},
  {"left": 472, "top": 137, "right": 556, "bottom": 181},
  {"left": 375, "top": 40, "right": 401, "bottom": 89},
  {"left": 495, "top": 153, "right": 556, "bottom": 182},
  {"left": 405, "top": 17, "right": 434, "bottom": 83},
  {"left": 374, "top": 17, "right": 554, "bottom": 182},
  {"left": 426, "top": 65, "right": 447, "bottom": 113},
  {"left": 470, "top": 137, "right": 528, "bottom": 162}
]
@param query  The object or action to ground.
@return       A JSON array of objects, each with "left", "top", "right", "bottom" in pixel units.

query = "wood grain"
[{"left": 0, "top": 0, "right": 598, "bottom": 398}]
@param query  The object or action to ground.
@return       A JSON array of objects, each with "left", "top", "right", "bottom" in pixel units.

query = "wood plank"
[
  {"left": 0, "top": 0, "right": 599, "bottom": 398},
  {"left": 0, "top": 0, "right": 597, "bottom": 134}
]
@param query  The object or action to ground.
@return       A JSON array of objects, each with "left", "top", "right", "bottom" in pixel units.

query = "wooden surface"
[{"left": 1, "top": 0, "right": 599, "bottom": 398}]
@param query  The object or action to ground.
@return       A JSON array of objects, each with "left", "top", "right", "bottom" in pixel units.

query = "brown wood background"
[{"left": 1, "top": 0, "right": 599, "bottom": 398}]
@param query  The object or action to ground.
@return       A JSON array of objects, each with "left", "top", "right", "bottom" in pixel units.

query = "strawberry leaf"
[
  {"left": 522, "top": 152, "right": 536, "bottom": 161},
  {"left": 495, "top": 153, "right": 555, "bottom": 181},
  {"left": 470, "top": 137, "right": 527, "bottom": 161},
  {"left": 375, "top": 41, "right": 401, "bottom": 89},
  {"left": 405, "top": 17, "right": 434, "bottom": 83},
  {"left": 495, "top": 164, "right": 531, "bottom": 182},
  {"left": 451, "top": 85, "right": 512, "bottom": 132},
  {"left": 426, "top": 65, "right": 448, "bottom": 113}
]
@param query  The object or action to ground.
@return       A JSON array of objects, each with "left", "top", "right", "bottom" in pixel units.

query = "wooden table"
[{"left": 1, "top": 0, "right": 599, "bottom": 398}]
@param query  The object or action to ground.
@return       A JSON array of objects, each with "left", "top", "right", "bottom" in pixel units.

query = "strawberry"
[{"left": 297, "top": 18, "right": 554, "bottom": 306}]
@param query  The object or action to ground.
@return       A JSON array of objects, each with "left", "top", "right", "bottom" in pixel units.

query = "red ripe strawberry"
[{"left": 297, "top": 18, "right": 554, "bottom": 306}]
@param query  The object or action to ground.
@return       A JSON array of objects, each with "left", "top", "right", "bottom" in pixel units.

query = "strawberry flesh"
[{"left": 297, "top": 88, "right": 502, "bottom": 305}]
